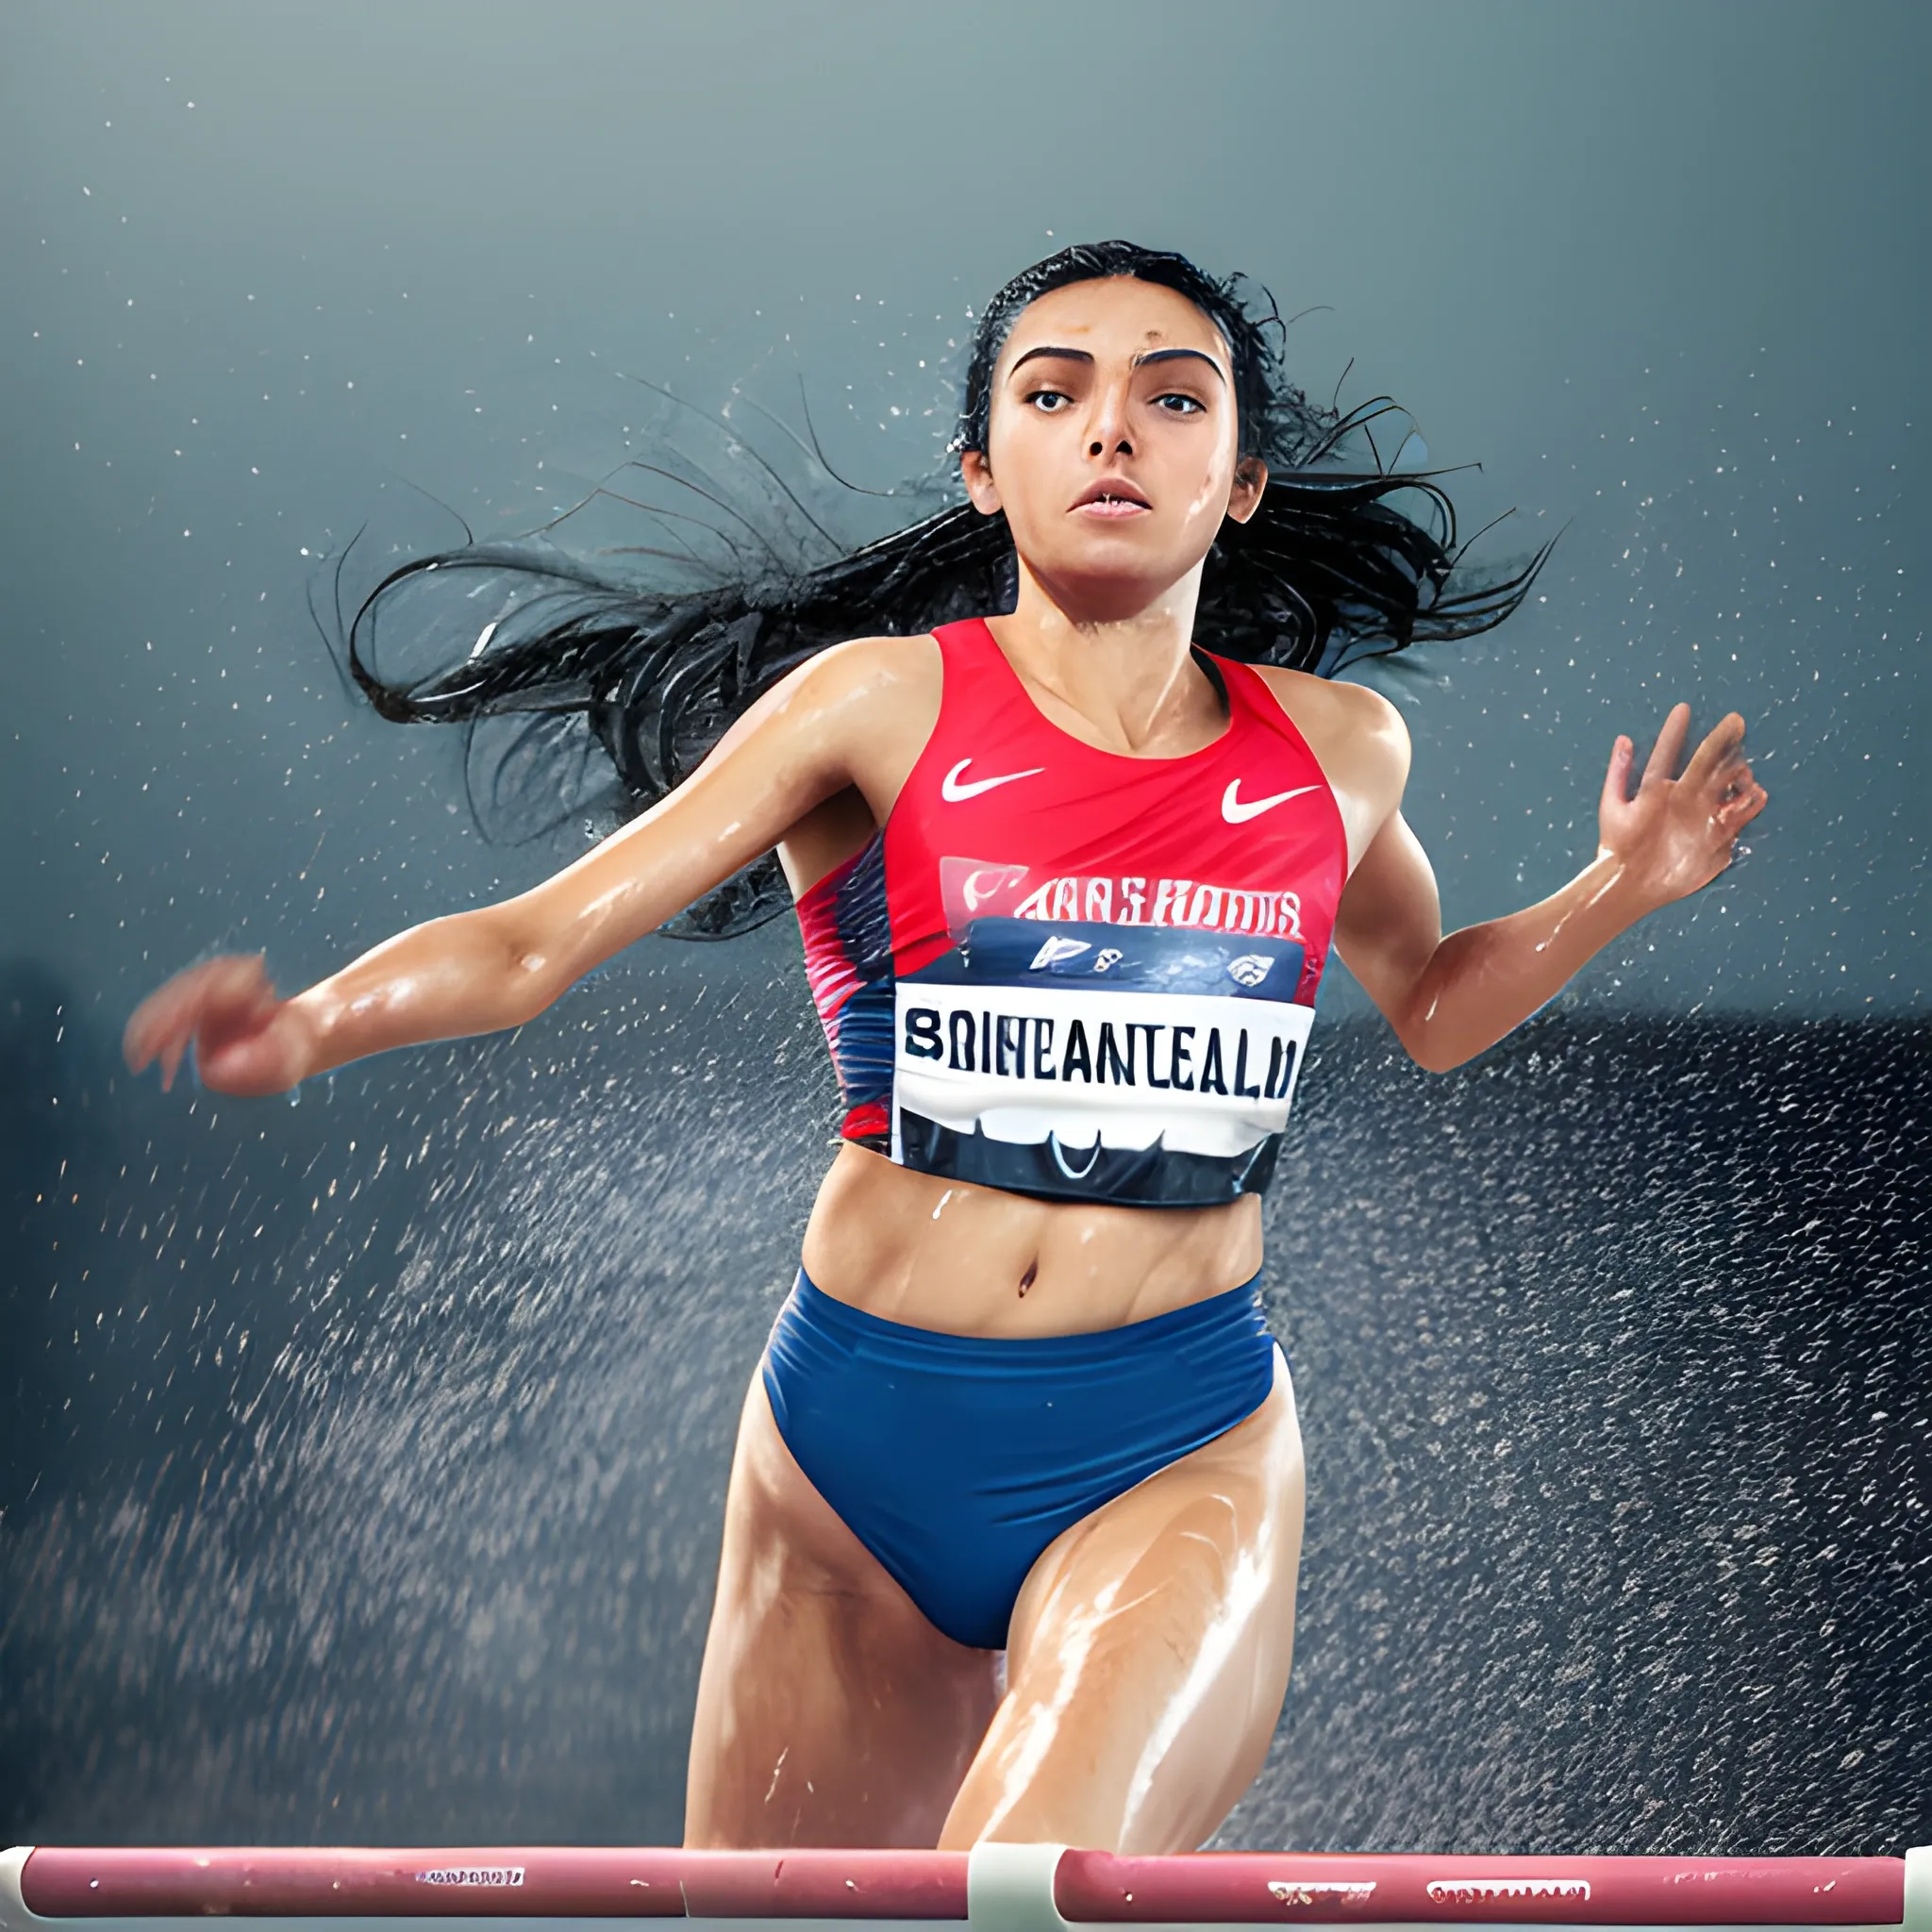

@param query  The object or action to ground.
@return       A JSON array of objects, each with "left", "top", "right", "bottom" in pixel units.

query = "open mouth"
[{"left": 1072, "top": 481, "right": 1151, "bottom": 517}]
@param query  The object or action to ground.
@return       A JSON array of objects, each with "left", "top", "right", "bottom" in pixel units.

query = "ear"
[
  {"left": 959, "top": 447, "right": 1003, "bottom": 516},
  {"left": 1225, "top": 456, "right": 1269, "bottom": 525}
]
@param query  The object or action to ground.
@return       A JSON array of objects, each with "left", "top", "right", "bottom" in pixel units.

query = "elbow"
[
  {"left": 1400, "top": 1033, "right": 1466, "bottom": 1076},
  {"left": 1390, "top": 998, "right": 1468, "bottom": 1075},
  {"left": 477, "top": 906, "right": 563, "bottom": 1028},
  {"left": 503, "top": 945, "right": 561, "bottom": 1028}
]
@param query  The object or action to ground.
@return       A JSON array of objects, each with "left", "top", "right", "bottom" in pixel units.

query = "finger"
[
  {"left": 1599, "top": 733, "right": 1635, "bottom": 817},
  {"left": 1716, "top": 753, "right": 1758, "bottom": 807},
  {"left": 159, "top": 1031, "right": 186, "bottom": 1093},
  {"left": 1641, "top": 703, "right": 1693, "bottom": 787},
  {"left": 122, "top": 1008, "right": 156, "bottom": 1074},
  {"left": 1682, "top": 711, "right": 1747, "bottom": 791},
  {"left": 124, "top": 970, "right": 206, "bottom": 1074},
  {"left": 1717, "top": 781, "right": 1769, "bottom": 831},
  {"left": 203, "top": 953, "right": 272, "bottom": 1007}
]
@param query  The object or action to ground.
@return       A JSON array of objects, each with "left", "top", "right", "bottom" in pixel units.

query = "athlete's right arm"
[{"left": 124, "top": 637, "right": 934, "bottom": 1097}]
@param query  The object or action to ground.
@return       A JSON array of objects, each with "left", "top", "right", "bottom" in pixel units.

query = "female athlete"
[{"left": 123, "top": 242, "right": 1767, "bottom": 1854}]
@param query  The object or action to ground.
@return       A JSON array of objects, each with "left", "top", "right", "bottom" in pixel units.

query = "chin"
[{"left": 1036, "top": 558, "right": 1189, "bottom": 624}]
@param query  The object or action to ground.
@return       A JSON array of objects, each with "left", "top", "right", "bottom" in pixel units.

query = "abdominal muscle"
[{"left": 797, "top": 1141, "right": 1263, "bottom": 1340}]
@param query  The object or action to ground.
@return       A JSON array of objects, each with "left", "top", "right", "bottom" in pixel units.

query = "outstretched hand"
[
  {"left": 1598, "top": 704, "right": 1768, "bottom": 911},
  {"left": 123, "top": 953, "right": 313, "bottom": 1096}
]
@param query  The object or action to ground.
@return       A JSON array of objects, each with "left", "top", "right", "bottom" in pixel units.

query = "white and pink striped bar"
[{"left": 3, "top": 1846, "right": 1926, "bottom": 1932}]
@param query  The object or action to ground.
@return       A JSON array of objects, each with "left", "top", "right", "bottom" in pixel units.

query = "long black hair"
[{"left": 334, "top": 240, "right": 1553, "bottom": 937}]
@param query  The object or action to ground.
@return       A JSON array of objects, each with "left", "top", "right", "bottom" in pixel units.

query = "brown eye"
[
  {"left": 1025, "top": 388, "right": 1074, "bottom": 412},
  {"left": 1154, "top": 392, "right": 1207, "bottom": 416}
]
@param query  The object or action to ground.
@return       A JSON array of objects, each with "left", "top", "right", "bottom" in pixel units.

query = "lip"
[{"left": 1071, "top": 477, "right": 1151, "bottom": 513}]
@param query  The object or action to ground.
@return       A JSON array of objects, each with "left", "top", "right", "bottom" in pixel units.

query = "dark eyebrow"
[
  {"left": 1006, "top": 343, "right": 1226, "bottom": 384},
  {"left": 1008, "top": 344, "right": 1093, "bottom": 376},
  {"left": 1132, "top": 347, "right": 1226, "bottom": 384}
]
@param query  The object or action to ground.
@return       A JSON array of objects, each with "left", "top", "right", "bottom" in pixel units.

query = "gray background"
[{"left": 2, "top": 0, "right": 1926, "bottom": 1857}]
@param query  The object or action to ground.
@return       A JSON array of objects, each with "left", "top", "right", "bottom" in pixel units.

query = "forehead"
[{"left": 995, "top": 275, "right": 1230, "bottom": 373}]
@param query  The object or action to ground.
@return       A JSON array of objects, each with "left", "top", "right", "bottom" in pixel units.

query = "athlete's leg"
[
  {"left": 685, "top": 1366, "right": 1002, "bottom": 1848},
  {"left": 939, "top": 1349, "right": 1304, "bottom": 1853}
]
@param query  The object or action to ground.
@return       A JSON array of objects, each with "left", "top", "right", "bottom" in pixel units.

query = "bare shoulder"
[
  {"left": 715, "top": 632, "right": 941, "bottom": 757},
  {"left": 747, "top": 633, "right": 940, "bottom": 757},
  {"left": 1248, "top": 663, "right": 1409, "bottom": 808},
  {"left": 702, "top": 631, "right": 942, "bottom": 821},
  {"left": 769, "top": 630, "right": 940, "bottom": 704}
]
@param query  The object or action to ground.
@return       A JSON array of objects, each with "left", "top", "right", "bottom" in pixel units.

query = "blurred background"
[{"left": 2, "top": 0, "right": 1925, "bottom": 1856}]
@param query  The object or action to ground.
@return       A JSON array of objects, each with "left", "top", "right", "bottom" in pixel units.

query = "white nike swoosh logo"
[
  {"left": 1048, "top": 1131, "right": 1103, "bottom": 1180},
  {"left": 1222, "top": 779, "right": 1321, "bottom": 824},
  {"left": 942, "top": 758, "right": 1045, "bottom": 802}
]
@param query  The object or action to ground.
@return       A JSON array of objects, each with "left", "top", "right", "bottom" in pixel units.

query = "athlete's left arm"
[{"left": 1331, "top": 699, "right": 1768, "bottom": 1073}]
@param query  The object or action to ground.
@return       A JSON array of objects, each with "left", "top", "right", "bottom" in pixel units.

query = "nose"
[{"left": 1085, "top": 375, "right": 1134, "bottom": 459}]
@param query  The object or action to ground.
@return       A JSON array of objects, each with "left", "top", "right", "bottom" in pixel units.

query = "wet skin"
[{"left": 125, "top": 276, "right": 1768, "bottom": 1849}]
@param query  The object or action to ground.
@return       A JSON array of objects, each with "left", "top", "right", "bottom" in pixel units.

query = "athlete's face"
[{"left": 960, "top": 276, "right": 1266, "bottom": 618}]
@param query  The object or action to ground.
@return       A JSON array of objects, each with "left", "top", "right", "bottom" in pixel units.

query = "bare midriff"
[{"left": 797, "top": 1141, "right": 1263, "bottom": 1340}]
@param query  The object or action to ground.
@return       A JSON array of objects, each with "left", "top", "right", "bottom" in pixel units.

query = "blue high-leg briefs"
[{"left": 761, "top": 1268, "right": 1279, "bottom": 1651}]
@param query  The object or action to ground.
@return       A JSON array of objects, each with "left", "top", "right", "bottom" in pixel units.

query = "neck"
[{"left": 985, "top": 560, "right": 1224, "bottom": 758}]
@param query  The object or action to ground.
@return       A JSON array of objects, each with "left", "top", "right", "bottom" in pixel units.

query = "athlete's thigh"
[
  {"left": 941, "top": 1349, "right": 1305, "bottom": 1853},
  {"left": 686, "top": 1364, "right": 1001, "bottom": 1848}
]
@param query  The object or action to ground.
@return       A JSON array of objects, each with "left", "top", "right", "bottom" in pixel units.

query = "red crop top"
[{"left": 794, "top": 617, "right": 1348, "bottom": 1207}]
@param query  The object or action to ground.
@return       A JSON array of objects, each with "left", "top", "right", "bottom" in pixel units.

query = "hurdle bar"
[{"left": 2, "top": 1845, "right": 1926, "bottom": 1932}]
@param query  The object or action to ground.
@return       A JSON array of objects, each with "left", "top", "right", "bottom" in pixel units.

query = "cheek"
[
  {"left": 988, "top": 405, "right": 1043, "bottom": 462},
  {"left": 1178, "top": 442, "right": 1240, "bottom": 518},
  {"left": 983, "top": 417, "right": 1057, "bottom": 514}
]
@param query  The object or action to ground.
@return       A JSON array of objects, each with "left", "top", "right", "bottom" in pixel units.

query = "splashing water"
[{"left": 3, "top": 948, "right": 1924, "bottom": 1850}]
